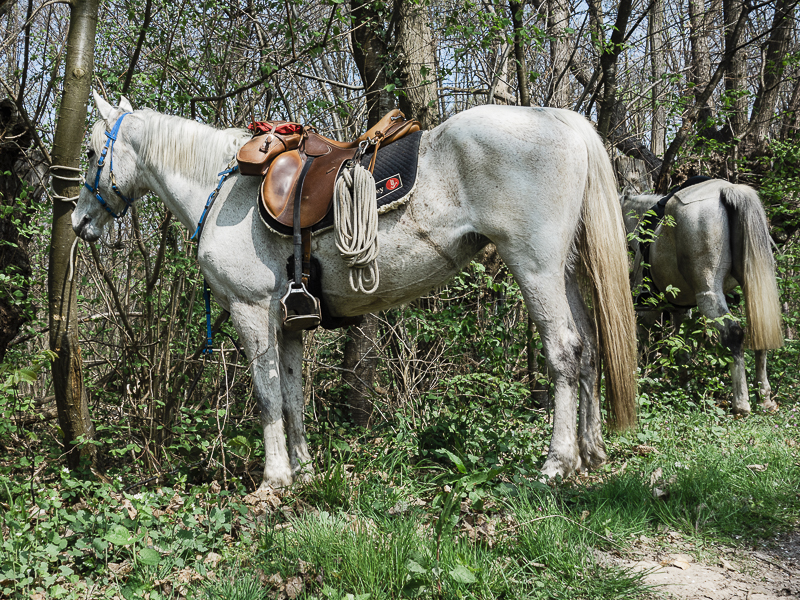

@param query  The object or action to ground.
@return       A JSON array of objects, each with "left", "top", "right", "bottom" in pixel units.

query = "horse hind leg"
[
  {"left": 567, "top": 272, "right": 607, "bottom": 470},
  {"left": 510, "top": 268, "right": 583, "bottom": 479},
  {"left": 755, "top": 350, "right": 777, "bottom": 411},
  {"left": 696, "top": 292, "right": 750, "bottom": 416}
]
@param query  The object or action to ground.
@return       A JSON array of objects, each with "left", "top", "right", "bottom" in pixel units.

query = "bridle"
[{"left": 83, "top": 112, "right": 136, "bottom": 219}]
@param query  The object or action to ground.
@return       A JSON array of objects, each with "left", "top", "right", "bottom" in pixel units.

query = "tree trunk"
[
  {"left": 688, "top": 0, "right": 714, "bottom": 131},
  {"left": 48, "top": 0, "right": 100, "bottom": 469},
  {"left": 722, "top": 0, "right": 748, "bottom": 138},
  {"left": 596, "top": 0, "right": 633, "bottom": 140},
  {"left": 0, "top": 99, "right": 41, "bottom": 362},
  {"left": 350, "top": 0, "right": 392, "bottom": 126},
  {"left": 509, "top": 1, "right": 531, "bottom": 108},
  {"left": 396, "top": 0, "right": 438, "bottom": 129},
  {"left": 648, "top": 0, "right": 666, "bottom": 155},
  {"left": 345, "top": 0, "right": 395, "bottom": 426},
  {"left": 546, "top": 0, "right": 571, "bottom": 108},
  {"left": 745, "top": 0, "right": 795, "bottom": 153}
]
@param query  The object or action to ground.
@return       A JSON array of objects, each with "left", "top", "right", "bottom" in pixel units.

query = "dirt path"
[{"left": 603, "top": 530, "right": 799, "bottom": 599}]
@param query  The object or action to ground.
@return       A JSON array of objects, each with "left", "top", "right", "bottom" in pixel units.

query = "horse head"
[{"left": 73, "top": 91, "right": 145, "bottom": 242}]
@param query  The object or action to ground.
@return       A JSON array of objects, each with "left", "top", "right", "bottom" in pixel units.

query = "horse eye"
[{"left": 87, "top": 149, "right": 96, "bottom": 160}]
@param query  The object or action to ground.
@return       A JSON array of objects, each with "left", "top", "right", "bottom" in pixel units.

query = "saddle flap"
[{"left": 261, "top": 147, "right": 357, "bottom": 228}]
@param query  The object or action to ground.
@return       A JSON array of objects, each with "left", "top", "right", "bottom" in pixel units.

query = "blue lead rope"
[
  {"left": 202, "top": 279, "right": 213, "bottom": 355},
  {"left": 193, "top": 161, "right": 238, "bottom": 355},
  {"left": 191, "top": 164, "right": 239, "bottom": 241}
]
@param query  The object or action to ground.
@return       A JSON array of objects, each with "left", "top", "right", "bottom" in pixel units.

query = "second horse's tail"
[{"left": 722, "top": 185, "right": 783, "bottom": 350}]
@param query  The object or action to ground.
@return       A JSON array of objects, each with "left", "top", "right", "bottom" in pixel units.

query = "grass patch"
[{"left": 1, "top": 400, "right": 798, "bottom": 598}]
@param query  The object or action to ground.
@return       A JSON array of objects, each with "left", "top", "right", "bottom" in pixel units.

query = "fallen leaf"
[
  {"left": 210, "top": 480, "right": 221, "bottom": 494},
  {"left": 204, "top": 552, "right": 222, "bottom": 568},
  {"left": 122, "top": 498, "right": 138, "bottom": 520},
  {"left": 746, "top": 464, "right": 767, "bottom": 472},
  {"left": 108, "top": 561, "right": 133, "bottom": 576},
  {"left": 285, "top": 576, "right": 304, "bottom": 599},
  {"left": 720, "top": 558, "right": 736, "bottom": 571},
  {"left": 649, "top": 467, "right": 663, "bottom": 487}
]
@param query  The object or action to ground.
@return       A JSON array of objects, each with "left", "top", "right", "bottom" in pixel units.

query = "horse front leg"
[
  {"left": 229, "top": 303, "right": 293, "bottom": 490},
  {"left": 279, "top": 329, "right": 314, "bottom": 482},
  {"left": 754, "top": 350, "right": 777, "bottom": 411}
]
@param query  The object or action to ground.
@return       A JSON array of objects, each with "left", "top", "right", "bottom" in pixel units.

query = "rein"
[{"left": 84, "top": 112, "right": 136, "bottom": 219}]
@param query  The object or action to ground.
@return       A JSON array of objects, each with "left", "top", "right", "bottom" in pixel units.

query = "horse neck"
[
  {"left": 620, "top": 193, "right": 660, "bottom": 233},
  {"left": 134, "top": 113, "right": 248, "bottom": 231}
]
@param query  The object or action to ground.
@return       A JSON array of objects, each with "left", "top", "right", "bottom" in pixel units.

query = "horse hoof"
[
  {"left": 540, "top": 457, "right": 576, "bottom": 482},
  {"left": 579, "top": 447, "right": 607, "bottom": 471}
]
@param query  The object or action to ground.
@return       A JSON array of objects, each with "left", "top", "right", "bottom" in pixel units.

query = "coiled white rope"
[
  {"left": 49, "top": 164, "right": 83, "bottom": 204},
  {"left": 333, "top": 163, "right": 380, "bottom": 294}
]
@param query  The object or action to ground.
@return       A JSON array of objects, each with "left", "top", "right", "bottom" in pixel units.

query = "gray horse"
[
  {"left": 73, "top": 94, "right": 637, "bottom": 488},
  {"left": 621, "top": 179, "right": 783, "bottom": 414}
]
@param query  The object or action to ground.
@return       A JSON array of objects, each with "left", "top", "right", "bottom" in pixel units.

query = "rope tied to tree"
[
  {"left": 48, "top": 164, "right": 83, "bottom": 204},
  {"left": 333, "top": 162, "right": 380, "bottom": 294}
]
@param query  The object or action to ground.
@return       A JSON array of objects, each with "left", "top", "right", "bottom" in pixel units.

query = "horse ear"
[
  {"left": 93, "top": 90, "right": 115, "bottom": 122},
  {"left": 119, "top": 96, "right": 134, "bottom": 113}
]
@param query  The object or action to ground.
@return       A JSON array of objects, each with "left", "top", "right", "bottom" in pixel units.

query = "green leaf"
[
  {"left": 137, "top": 547, "right": 161, "bottom": 565},
  {"left": 104, "top": 524, "right": 136, "bottom": 546},
  {"left": 407, "top": 559, "right": 427, "bottom": 574},
  {"left": 449, "top": 565, "right": 476, "bottom": 584}
]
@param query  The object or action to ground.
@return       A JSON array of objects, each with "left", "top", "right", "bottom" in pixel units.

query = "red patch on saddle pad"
[{"left": 386, "top": 177, "right": 400, "bottom": 191}]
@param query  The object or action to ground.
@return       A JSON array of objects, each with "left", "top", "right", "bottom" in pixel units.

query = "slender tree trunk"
[
  {"left": 48, "top": 0, "right": 100, "bottom": 469},
  {"left": 509, "top": 1, "right": 530, "bottom": 107},
  {"left": 596, "top": 0, "right": 633, "bottom": 140},
  {"left": 546, "top": 0, "right": 570, "bottom": 108},
  {"left": 345, "top": 0, "right": 394, "bottom": 427},
  {"left": 648, "top": 0, "right": 666, "bottom": 155},
  {"left": 0, "top": 99, "right": 42, "bottom": 362},
  {"left": 351, "top": 0, "right": 392, "bottom": 126},
  {"left": 780, "top": 76, "right": 800, "bottom": 141},
  {"left": 745, "top": 0, "right": 795, "bottom": 153},
  {"left": 396, "top": 0, "right": 438, "bottom": 129},
  {"left": 688, "top": 0, "right": 714, "bottom": 131},
  {"left": 723, "top": 0, "right": 748, "bottom": 138}
]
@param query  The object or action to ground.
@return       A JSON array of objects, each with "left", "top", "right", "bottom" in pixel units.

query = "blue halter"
[{"left": 84, "top": 112, "right": 136, "bottom": 219}]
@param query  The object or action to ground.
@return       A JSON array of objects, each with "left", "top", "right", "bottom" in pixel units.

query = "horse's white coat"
[
  {"left": 621, "top": 180, "right": 783, "bottom": 414},
  {"left": 74, "top": 94, "right": 636, "bottom": 488}
]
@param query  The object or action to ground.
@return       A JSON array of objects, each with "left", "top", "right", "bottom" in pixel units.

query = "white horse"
[
  {"left": 74, "top": 93, "right": 637, "bottom": 489},
  {"left": 621, "top": 180, "right": 783, "bottom": 414}
]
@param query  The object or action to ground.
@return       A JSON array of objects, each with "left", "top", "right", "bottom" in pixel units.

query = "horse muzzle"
[{"left": 72, "top": 213, "right": 101, "bottom": 242}]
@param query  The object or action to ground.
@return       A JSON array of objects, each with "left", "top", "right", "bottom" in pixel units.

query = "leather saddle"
[
  {"left": 261, "top": 109, "right": 420, "bottom": 229},
  {"left": 237, "top": 108, "right": 420, "bottom": 331}
]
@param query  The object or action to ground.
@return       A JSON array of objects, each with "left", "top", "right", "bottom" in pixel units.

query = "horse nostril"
[{"left": 75, "top": 214, "right": 92, "bottom": 235}]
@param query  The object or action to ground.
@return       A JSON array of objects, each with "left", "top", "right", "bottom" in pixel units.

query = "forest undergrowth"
[{"left": 2, "top": 273, "right": 799, "bottom": 599}]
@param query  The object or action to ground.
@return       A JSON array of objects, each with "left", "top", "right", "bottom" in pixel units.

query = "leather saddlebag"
[{"left": 237, "top": 122, "right": 304, "bottom": 176}]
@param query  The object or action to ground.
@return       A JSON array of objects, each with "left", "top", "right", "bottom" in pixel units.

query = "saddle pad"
[
  {"left": 259, "top": 130, "right": 424, "bottom": 237},
  {"left": 673, "top": 178, "right": 727, "bottom": 204}
]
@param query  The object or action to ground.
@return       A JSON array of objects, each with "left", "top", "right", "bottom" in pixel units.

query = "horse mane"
[{"left": 91, "top": 110, "right": 250, "bottom": 187}]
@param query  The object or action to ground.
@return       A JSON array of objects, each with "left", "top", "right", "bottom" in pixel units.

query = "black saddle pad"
[{"left": 259, "top": 130, "right": 424, "bottom": 236}]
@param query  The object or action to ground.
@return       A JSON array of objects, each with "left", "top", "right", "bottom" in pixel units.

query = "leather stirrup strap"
[
  {"left": 293, "top": 155, "right": 315, "bottom": 286},
  {"left": 301, "top": 228, "right": 312, "bottom": 285}
]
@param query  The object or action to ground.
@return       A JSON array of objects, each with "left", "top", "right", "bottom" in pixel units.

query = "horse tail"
[
  {"left": 721, "top": 185, "right": 783, "bottom": 350},
  {"left": 552, "top": 110, "right": 638, "bottom": 431}
]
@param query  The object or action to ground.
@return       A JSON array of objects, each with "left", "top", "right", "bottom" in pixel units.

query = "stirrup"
[{"left": 280, "top": 282, "right": 321, "bottom": 331}]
